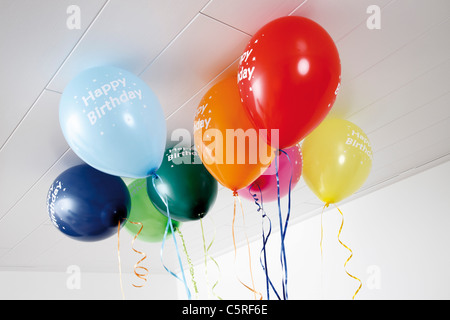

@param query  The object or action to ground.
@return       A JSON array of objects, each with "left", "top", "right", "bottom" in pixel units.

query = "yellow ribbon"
[
  {"left": 320, "top": 204, "right": 362, "bottom": 300},
  {"left": 232, "top": 192, "right": 263, "bottom": 300},
  {"left": 320, "top": 203, "right": 328, "bottom": 298},
  {"left": 320, "top": 203, "right": 329, "bottom": 260},
  {"left": 334, "top": 204, "right": 362, "bottom": 300}
]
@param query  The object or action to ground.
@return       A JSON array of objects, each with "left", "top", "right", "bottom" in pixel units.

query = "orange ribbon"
[
  {"left": 128, "top": 221, "right": 149, "bottom": 288},
  {"left": 117, "top": 220, "right": 125, "bottom": 299},
  {"left": 232, "top": 192, "right": 263, "bottom": 300}
]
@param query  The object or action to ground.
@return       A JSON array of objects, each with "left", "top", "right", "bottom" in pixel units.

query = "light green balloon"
[{"left": 124, "top": 179, "right": 180, "bottom": 242}]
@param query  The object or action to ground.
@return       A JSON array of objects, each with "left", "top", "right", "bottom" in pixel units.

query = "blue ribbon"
[
  {"left": 152, "top": 174, "right": 192, "bottom": 300},
  {"left": 275, "top": 149, "right": 293, "bottom": 300},
  {"left": 249, "top": 183, "right": 281, "bottom": 300}
]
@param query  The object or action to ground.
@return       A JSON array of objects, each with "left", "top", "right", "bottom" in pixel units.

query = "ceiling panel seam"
[
  {"left": 366, "top": 89, "right": 450, "bottom": 142},
  {"left": 287, "top": 0, "right": 309, "bottom": 16},
  {"left": 0, "top": 1, "right": 111, "bottom": 151},
  {"left": 165, "top": 57, "right": 240, "bottom": 120},
  {"left": 332, "top": 0, "right": 396, "bottom": 44},
  {"left": 371, "top": 142, "right": 450, "bottom": 178},
  {"left": 359, "top": 153, "right": 450, "bottom": 194},
  {"left": 198, "top": 11, "right": 252, "bottom": 36},
  {"left": 198, "top": 0, "right": 214, "bottom": 13},
  {"left": 138, "top": 9, "right": 252, "bottom": 80},
  {"left": 0, "top": 89, "right": 46, "bottom": 152},
  {"left": 0, "top": 147, "right": 71, "bottom": 222},
  {"left": 370, "top": 109, "right": 450, "bottom": 155},
  {"left": 27, "top": 235, "right": 65, "bottom": 267},
  {"left": 137, "top": 13, "right": 203, "bottom": 77},
  {"left": 346, "top": 57, "right": 450, "bottom": 123},
  {"left": 347, "top": 15, "right": 450, "bottom": 83},
  {"left": 43, "top": 0, "right": 112, "bottom": 94}
]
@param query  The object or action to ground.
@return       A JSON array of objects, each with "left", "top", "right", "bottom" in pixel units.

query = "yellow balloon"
[{"left": 302, "top": 118, "right": 372, "bottom": 204}]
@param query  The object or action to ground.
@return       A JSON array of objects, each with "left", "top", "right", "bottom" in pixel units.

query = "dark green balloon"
[
  {"left": 147, "top": 147, "right": 218, "bottom": 222},
  {"left": 124, "top": 179, "right": 180, "bottom": 242}
]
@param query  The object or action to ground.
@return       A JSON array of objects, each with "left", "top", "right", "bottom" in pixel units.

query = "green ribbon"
[
  {"left": 200, "top": 217, "right": 223, "bottom": 300},
  {"left": 176, "top": 227, "right": 198, "bottom": 298}
]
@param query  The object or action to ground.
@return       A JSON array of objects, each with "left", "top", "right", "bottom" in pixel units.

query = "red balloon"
[
  {"left": 238, "top": 16, "right": 341, "bottom": 150},
  {"left": 238, "top": 144, "right": 302, "bottom": 203}
]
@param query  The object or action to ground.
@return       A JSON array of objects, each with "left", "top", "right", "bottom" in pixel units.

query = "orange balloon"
[{"left": 194, "top": 75, "right": 274, "bottom": 192}]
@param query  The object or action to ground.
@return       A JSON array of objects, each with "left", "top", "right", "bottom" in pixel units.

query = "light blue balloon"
[{"left": 59, "top": 66, "right": 166, "bottom": 178}]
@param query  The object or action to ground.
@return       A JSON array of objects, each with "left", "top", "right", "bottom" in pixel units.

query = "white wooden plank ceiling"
[{"left": 1, "top": 0, "right": 450, "bottom": 277}]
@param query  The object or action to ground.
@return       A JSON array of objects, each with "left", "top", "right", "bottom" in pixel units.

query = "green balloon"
[
  {"left": 147, "top": 147, "right": 218, "bottom": 222},
  {"left": 124, "top": 179, "right": 180, "bottom": 242}
]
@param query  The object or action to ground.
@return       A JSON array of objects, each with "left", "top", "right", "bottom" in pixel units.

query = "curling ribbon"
[
  {"left": 249, "top": 183, "right": 281, "bottom": 300},
  {"left": 275, "top": 149, "right": 293, "bottom": 300},
  {"left": 152, "top": 174, "right": 192, "bottom": 300},
  {"left": 334, "top": 204, "right": 362, "bottom": 300},
  {"left": 176, "top": 227, "right": 198, "bottom": 298},
  {"left": 232, "top": 191, "right": 263, "bottom": 300},
  {"left": 128, "top": 221, "right": 149, "bottom": 288},
  {"left": 200, "top": 217, "right": 223, "bottom": 300},
  {"left": 320, "top": 204, "right": 362, "bottom": 299},
  {"left": 117, "top": 220, "right": 125, "bottom": 300},
  {"left": 320, "top": 204, "right": 328, "bottom": 259},
  {"left": 320, "top": 203, "right": 329, "bottom": 298}
]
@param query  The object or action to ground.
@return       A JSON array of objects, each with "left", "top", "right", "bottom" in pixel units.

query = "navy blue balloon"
[{"left": 47, "top": 164, "right": 131, "bottom": 242}]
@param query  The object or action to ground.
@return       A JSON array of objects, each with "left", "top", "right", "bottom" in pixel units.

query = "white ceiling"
[{"left": 1, "top": 0, "right": 450, "bottom": 278}]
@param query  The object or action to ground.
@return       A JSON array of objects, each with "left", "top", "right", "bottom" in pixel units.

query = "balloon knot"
[{"left": 233, "top": 190, "right": 239, "bottom": 197}]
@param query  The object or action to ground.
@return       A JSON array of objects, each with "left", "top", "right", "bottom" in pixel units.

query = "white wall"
[
  {"left": 177, "top": 160, "right": 450, "bottom": 300},
  {"left": 0, "top": 270, "right": 178, "bottom": 300},
  {"left": 2, "top": 160, "right": 449, "bottom": 300}
]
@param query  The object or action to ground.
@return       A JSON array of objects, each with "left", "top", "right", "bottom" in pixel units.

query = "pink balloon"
[{"left": 239, "top": 144, "right": 302, "bottom": 202}]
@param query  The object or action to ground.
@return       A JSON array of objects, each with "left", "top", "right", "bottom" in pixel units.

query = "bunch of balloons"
[
  {"left": 47, "top": 15, "right": 373, "bottom": 300},
  {"left": 195, "top": 16, "right": 342, "bottom": 197},
  {"left": 194, "top": 15, "right": 373, "bottom": 207},
  {"left": 49, "top": 65, "right": 218, "bottom": 243},
  {"left": 193, "top": 15, "right": 372, "bottom": 300}
]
